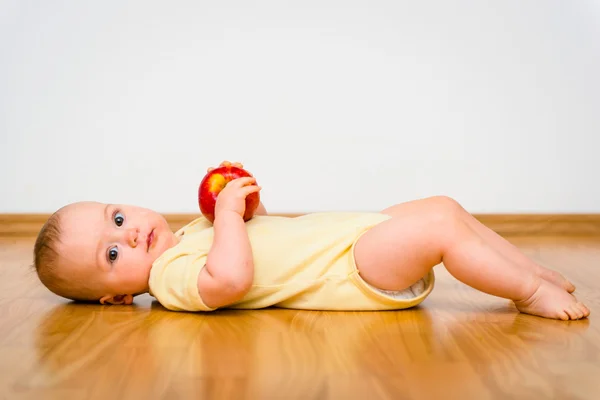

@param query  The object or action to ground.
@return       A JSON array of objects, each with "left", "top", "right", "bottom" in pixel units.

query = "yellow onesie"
[{"left": 148, "top": 212, "right": 435, "bottom": 312}]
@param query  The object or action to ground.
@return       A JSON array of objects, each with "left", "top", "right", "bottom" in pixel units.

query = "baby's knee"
[
  {"left": 423, "top": 195, "right": 465, "bottom": 225},
  {"left": 427, "top": 195, "right": 464, "bottom": 210}
]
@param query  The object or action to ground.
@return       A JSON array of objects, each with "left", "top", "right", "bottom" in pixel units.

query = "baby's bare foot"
[
  {"left": 538, "top": 268, "right": 575, "bottom": 293},
  {"left": 514, "top": 280, "right": 590, "bottom": 320}
]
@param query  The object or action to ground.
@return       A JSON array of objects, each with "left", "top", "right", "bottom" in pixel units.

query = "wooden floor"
[{"left": 1, "top": 236, "right": 599, "bottom": 399}]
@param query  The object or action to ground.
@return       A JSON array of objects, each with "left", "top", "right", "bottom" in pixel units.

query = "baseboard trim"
[
  {"left": 1, "top": 213, "right": 600, "bottom": 238},
  {"left": 473, "top": 214, "right": 600, "bottom": 237}
]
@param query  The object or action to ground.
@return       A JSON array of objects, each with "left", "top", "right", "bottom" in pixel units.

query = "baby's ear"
[{"left": 99, "top": 294, "right": 134, "bottom": 305}]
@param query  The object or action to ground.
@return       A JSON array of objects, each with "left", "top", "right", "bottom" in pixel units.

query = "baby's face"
[{"left": 57, "top": 201, "right": 179, "bottom": 303}]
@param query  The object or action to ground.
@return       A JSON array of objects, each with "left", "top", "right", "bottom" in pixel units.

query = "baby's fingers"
[
  {"left": 240, "top": 184, "right": 261, "bottom": 196},
  {"left": 221, "top": 160, "right": 243, "bottom": 168},
  {"left": 207, "top": 161, "right": 244, "bottom": 173},
  {"left": 229, "top": 176, "right": 256, "bottom": 187}
]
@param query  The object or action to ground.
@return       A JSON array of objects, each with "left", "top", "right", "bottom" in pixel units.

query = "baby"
[{"left": 33, "top": 161, "right": 590, "bottom": 320}]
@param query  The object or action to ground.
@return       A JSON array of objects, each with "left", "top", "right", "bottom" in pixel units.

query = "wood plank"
[
  {"left": 1, "top": 213, "right": 600, "bottom": 237},
  {"left": 1, "top": 236, "right": 599, "bottom": 399}
]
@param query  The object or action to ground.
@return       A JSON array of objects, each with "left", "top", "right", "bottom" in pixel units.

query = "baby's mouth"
[{"left": 147, "top": 229, "right": 155, "bottom": 252}]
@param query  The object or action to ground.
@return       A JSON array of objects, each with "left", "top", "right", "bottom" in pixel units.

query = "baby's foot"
[
  {"left": 537, "top": 268, "right": 576, "bottom": 293},
  {"left": 514, "top": 280, "right": 590, "bottom": 320}
]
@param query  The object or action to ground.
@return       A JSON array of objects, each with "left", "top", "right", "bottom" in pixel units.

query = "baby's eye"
[
  {"left": 107, "top": 246, "right": 119, "bottom": 263},
  {"left": 113, "top": 211, "right": 125, "bottom": 227}
]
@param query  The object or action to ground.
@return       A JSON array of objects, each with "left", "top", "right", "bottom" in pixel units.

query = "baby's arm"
[{"left": 197, "top": 177, "right": 261, "bottom": 309}]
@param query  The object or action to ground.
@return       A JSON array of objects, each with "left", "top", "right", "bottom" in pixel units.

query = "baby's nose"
[{"left": 124, "top": 228, "right": 139, "bottom": 247}]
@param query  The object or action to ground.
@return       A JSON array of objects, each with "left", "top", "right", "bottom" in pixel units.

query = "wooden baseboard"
[
  {"left": 1, "top": 213, "right": 600, "bottom": 238},
  {"left": 473, "top": 214, "right": 600, "bottom": 237}
]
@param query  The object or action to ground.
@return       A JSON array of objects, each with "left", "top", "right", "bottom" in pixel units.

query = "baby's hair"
[
  {"left": 33, "top": 209, "right": 98, "bottom": 302},
  {"left": 33, "top": 211, "right": 62, "bottom": 292}
]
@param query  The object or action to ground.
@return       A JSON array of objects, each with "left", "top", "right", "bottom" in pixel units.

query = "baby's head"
[{"left": 33, "top": 201, "right": 179, "bottom": 304}]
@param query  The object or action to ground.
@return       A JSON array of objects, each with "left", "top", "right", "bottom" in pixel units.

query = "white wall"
[{"left": 1, "top": 0, "right": 599, "bottom": 214}]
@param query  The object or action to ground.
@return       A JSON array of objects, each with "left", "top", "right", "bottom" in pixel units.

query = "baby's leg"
[
  {"left": 354, "top": 197, "right": 590, "bottom": 320},
  {"left": 381, "top": 197, "right": 575, "bottom": 293}
]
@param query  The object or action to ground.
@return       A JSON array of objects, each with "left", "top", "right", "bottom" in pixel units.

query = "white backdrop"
[{"left": 1, "top": 1, "right": 599, "bottom": 214}]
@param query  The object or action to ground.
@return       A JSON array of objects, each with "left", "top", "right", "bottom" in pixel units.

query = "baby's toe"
[
  {"left": 557, "top": 310, "right": 570, "bottom": 321},
  {"left": 576, "top": 302, "right": 590, "bottom": 318},
  {"left": 565, "top": 305, "right": 581, "bottom": 320}
]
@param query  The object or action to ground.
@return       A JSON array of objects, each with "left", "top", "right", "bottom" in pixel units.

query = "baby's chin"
[{"left": 155, "top": 230, "right": 179, "bottom": 254}]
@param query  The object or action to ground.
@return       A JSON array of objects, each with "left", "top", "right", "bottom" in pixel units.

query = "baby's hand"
[
  {"left": 207, "top": 160, "right": 247, "bottom": 173},
  {"left": 214, "top": 177, "right": 261, "bottom": 220}
]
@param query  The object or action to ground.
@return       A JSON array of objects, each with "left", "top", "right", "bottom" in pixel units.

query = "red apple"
[{"left": 198, "top": 165, "right": 260, "bottom": 223}]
